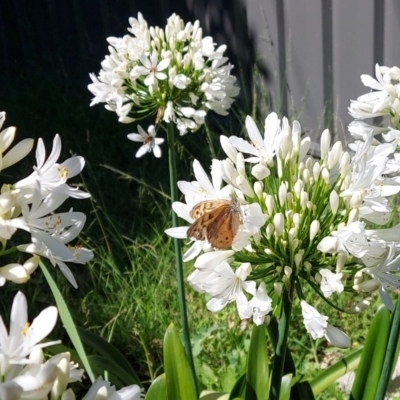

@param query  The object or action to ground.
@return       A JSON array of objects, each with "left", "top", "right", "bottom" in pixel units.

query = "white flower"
[
  {"left": 132, "top": 50, "right": 170, "bottom": 86},
  {"left": 318, "top": 268, "right": 344, "bottom": 298},
  {"left": 14, "top": 134, "right": 89, "bottom": 199},
  {"left": 0, "top": 112, "right": 34, "bottom": 172},
  {"left": 300, "top": 301, "right": 350, "bottom": 348},
  {"left": 83, "top": 377, "right": 142, "bottom": 400},
  {"left": 201, "top": 262, "right": 256, "bottom": 319},
  {"left": 362, "top": 243, "right": 400, "bottom": 310},
  {"left": 0, "top": 256, "right": 39, "bottom": 286},
  {"left": 230, "top": 114, "right": 283, "bottom": 165},
  {"left": 249, "top": 282, "right": 272, "bottom": 325},
  {"left": 127, "top": 125, "right": 164, "bottom": 158},
  {"left": 0, "top": 292, "right": 59, "bottom": 376}
]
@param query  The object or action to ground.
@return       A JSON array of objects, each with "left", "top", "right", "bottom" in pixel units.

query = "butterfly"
[{"left": 187, "top": 198, "right": 241, "bottom": 249}]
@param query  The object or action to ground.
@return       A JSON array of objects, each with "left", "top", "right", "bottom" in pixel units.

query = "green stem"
[
  {"left": 166, "top": 122, "right": 198, "bottom": 397},
  {"left": 204, "top": 122, "right": 217, "bottom": 159},
  {"left": 375, "top": 300, "right": 400, "bottom": 400},
  {"left": 270, "top": 285, "right": 294, "bottom": 400},
  {"left": 309, "top": 346, "right": 362, "bottom": 395}
]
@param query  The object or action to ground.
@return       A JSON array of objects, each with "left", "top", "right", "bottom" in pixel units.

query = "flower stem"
[
  {"left": 375, "top": 299, "right": 400, "bottom": 400},
  {"left": 270, "top": 284, "right": 294, "bottom": 400},
  {"left": 166, "top": 122, "right": 198, "bottom": 396}
]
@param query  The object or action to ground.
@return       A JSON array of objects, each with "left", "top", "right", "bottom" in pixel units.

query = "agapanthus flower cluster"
[
  {"left": 166, "top": 111, "right": 400, "bottom": 347},
  {"left": 88, "top": 12, "right": 239, "bottom": 135},
  {"left": 0, "top": 291, "right": 142, "bottom": 400},
  {"left": 0, "top": 112, "right": 93, "bottom": 288},
  {"left": 348, "top": 63, "right": 400, "bottom": 142}
]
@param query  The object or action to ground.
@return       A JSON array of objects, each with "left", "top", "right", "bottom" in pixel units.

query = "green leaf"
[
  {"left": 145, "top": 374, "right": 168, "bottom": 400},
  {"left": 350, "top": 305, "right": 391, "bottom": 400},
  {"left": 77, "top": 326, "right": 140, "bottom": 385},
  {"left": 245, "top": 324, "right": 270, "bottom": 400},
  {"left": 376, "top": 299, "right": 400, "bottom": 399},
  {"left": 229, "top": 373, "right": 246, "bottom": 400},
  {"left": 279, "top": 373, "right": 292, "bottom": 400},
  {"left": 39, "top": 260, "right": 95, "bottom": 382},
  {"left": 86, "top": 355, "right": 139, "bottom": 388},
  {"left": 164, "top": 323, "right": 197, "bottom": 400}
]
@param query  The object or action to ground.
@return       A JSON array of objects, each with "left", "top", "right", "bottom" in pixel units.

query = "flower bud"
[
  {"left": 294, "top": 180, "right": 303, "bottom": 198},
  {"left": 288, "top": 227, "right": 297, "bottom": 242},
  {"left": 303, "top": 168, "right": 311, "bottom": 183},
  {"left": 350, "top": 192, "right": 363, "bottom": 208},
  {"left": 294, "top": 252, "right": 302, "bottom": 267},
  {"left": 284, "top": 266, "right": 292, "bottom": 277},
  {"left": 274, "top": 282, "right": 283, "bottom": 296},
  {"left": 353, "top": 279, "right": 380, "bottom": 292},
  {"left": 300, "top": 191, "right": 308, "bottom": 209},
  {"left": 291, "top": 238, "right": 299, "bottom": 251},
  {"left": 304, "top": 261, "right": 312, "bottom": 274},
  {"left": 251, "top": 163, "right": 270, "bottom": 180},
  {"left": 315, "top": 272, "right": 322, "bottom": 283},
  {"left": 279, "top": 183, "right": 287, "bottom": 206},
  {"left": 321, "top": 167, "right": 330, "bottom": 184},
  {"left": 265, "top": 195, "right": 274, "bottom": 216},
  {"left": 254, "top": 181, "right": 264, "bottom": 200},
  {"left": 346, "top": 300, "right": 370, "bottom": 314},
  {"left": 313, "top": 162, "right": 321, "bottom": 181},
  {"left": 300, "top": 137, "right": 311, "bottom": 161},
  {"left": 266, "top": 223, "right": 274, "bottom": 238},
  {"left": 320, "top": 129, "right": 331, "bottom": 160},
  {"left": 330, "top": 190, "right": 339, "bottom": 215},
  {"left": 293, "top": 213, "right": 301, "bottom": 227},
  {"left": 336, "top": 253, "right": 347, "bottom": 273},
  {"left": 340, "top": 152, "right": 351, "bottom": 176},
  {"left": 305, "top": 157, "right": 313, "bottom": 170},
  {"left": 273, "top": 213, "right": 285, "bottom": 236},
  {"left": 348, "top": 208, "right": 359, "bottom": 224},
  {"left": 327, "top": 141, "right": 343, "bottom": 170},
  {"left": 310, "top": 220, "right": 320, "bottom": 241}
]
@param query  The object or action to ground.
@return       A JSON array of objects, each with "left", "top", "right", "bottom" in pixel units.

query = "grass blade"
[{"left": 39, "top": 260, "right": 95, "bottom": 382}]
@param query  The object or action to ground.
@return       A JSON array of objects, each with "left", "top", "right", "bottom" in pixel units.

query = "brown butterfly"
[{"left": 187, "top": 198, "right": 241, "bottom": 249}]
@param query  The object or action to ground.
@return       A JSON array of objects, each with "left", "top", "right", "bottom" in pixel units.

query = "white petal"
[{"left": 325, "top": 325, "right": 351, "bottom": 348}]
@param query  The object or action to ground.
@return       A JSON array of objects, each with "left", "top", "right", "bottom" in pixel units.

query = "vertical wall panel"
[
  {"left": 245, "top": 0, "right": 280, "bottom": 116},
  {"left": 331, "top": 0, "right": 375, "bottom": 144},
  {"left": 384, "top": 0, "right": 400, "bottom": 67},
  {"left": 284, "top": 0, "right": 325, "bottom": 142}
]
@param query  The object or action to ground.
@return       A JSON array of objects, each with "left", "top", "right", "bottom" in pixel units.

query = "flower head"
[
  {"left": 166, "top": 111, "right": 400, "bottom": 345},
  {"left": 89, "top": 13, "right": 239, "bottom": 134}
]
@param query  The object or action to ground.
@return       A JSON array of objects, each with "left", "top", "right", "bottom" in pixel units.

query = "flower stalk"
[
  {"left": 270, "top": 284, "right": 294, "bottom": 400},
  {"left": 166, "top": 122, "right": 198, "bottom": 396},
  {"left": 375, "top": 299, "right": 400, "bottom": 399}
]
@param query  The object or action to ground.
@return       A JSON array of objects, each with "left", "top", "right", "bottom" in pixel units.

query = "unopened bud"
[
  {"left": 310, "top": 220, "right": 320, "bottom": 241},
  {"left": 266, "top": 195, "right": 274, "bottom": 216},
  {"left": 273, "top": 213, "right": 285, "bottom": 236},
  {"left": 330, "top": 190, "right": 339, "bottom": 215},
  {"left": 321, "top": 129, "right": 331, "bottom": 160}
]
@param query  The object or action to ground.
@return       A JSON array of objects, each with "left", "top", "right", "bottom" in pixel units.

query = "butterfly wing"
[
  {"left": 189, "top": 200, "right": 229, "bottom": 219},
  {"left": 187, "top": 207, "right": 221, "bottom": 241},
  {"left": 207, "top": 204, "right": 240, "bottom": 249}
]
